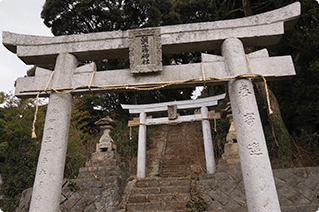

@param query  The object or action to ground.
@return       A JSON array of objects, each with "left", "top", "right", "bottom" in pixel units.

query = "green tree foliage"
[
  {"left": 41, "top": 0, "right": 126, "bottom": 35},
  {"left": 266, "top": 0, "right": 319, "bottom": 167},
  {"left": 0, "top": 93, "right": 45, "bottom": 211},
  {"left": 269, "top": 0, "right": 319, "bottom": 135}
]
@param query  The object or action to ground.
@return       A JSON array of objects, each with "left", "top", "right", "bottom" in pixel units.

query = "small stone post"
[
  {"left": 222, "top": 38, "right": 281, "bottom": 212},
  {"left": 137, "top": 112, "right": 147, "bottom": 178},
  {"left": 94, "top": 116, "right": 117, "bottom": 152},
  {"left": 201, "top": 106, "right": 216, "bottom": 173}
]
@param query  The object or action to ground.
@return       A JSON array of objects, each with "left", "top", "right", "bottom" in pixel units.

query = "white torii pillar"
[
  {"left": 201, "top": 106, "right": 216, "bottom": 173},
  {"left": 137, "top": 111, "right": 147, "bottom": 178}
]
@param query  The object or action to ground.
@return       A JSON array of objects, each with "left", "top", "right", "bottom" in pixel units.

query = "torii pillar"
[
  {"left": 222, "top": 38, "right": 280, "bottom": 211},
  {"left": 29, "top": 53, "right": 77, "bottom": 211}
]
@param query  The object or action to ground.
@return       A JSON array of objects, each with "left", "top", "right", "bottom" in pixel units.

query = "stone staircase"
[
  {"left": 121, "top": 177, "right": 196, "bottom": 212},
  {"left": 162, "top": 127, "right": 188, "bottom": 178},
  {"left": 158, "top": 123, "right": 206, "bottom": 178},
  {"left": 117, "top": 123, "right": 208, "bottom": 211}
]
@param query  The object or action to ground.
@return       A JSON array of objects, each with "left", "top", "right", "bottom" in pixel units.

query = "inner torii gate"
[
  {"left": 121, "top": 93, "right": 226, "bottom": 178},
  {"left": 2, "top": 2, "right": 300, "bottom": 212}
]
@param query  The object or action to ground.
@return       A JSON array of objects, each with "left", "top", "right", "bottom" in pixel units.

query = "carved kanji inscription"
[
  {"left": 42, "top": 157, "right": 49, "bottom": 163},
  {"left": 49, "top": 108, "right": 59, "bottom": 115},
  {"left": 39, "top": 181, "right": 44, "bottom": 188},
  {"left": 244, "top": 113, "right": 255, "bottom": 126},
  {"left": 248, "top": 142, "right": 263, "bottom": 155},
  {"left": 239, "top": 82, "right": 252, "bottom": 97},
  {"left": 35, "top": 195, "right": 42, "bottom": 203},
  {"left": 39, "top": 169, "right": 47, "bottom": 175},
  {"left": 129, "top": 28, "right": 162, "bottom": 73}
]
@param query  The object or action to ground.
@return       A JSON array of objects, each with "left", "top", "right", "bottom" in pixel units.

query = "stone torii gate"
[
  {"left": 121, "top": 93, "right": 226, "bottom": 178},
  {"left": 2, "top": 2, "right": 300, "bottom": 212}
]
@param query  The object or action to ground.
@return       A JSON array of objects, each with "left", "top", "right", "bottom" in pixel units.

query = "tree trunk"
[{"left": 242, "top": 0, "right": 292, "bottom": 165}]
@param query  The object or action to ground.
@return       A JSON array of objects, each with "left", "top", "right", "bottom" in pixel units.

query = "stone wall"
[
  {"left": 16, "top": 151, "right": 130, "bottom": 212},
  {"left": 16, "top": 161, "right": 319, "bottom": 212},
  {"left": 197, "top": 161, "right": 319, "bottom": 212}
]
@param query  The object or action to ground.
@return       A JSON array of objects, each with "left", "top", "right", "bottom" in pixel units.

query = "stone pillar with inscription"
[
  {"left": 29, "top": 53, "right": 77, "bottom": 212},
  {"left": 222, "top": 38, "right": 281, "bottom": 212}
]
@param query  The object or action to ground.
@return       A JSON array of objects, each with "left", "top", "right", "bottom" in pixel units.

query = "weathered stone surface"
[
  {"left": 59, "top": 151, "right": 130, "bottom": 212},
  {"left": 95, "top": 117, "right": 117, "bottom": 152},
  {"left": 123, "top": 95, "right": 225, "bottom": 178},
  {"left": 195, "top": 163, "right": 319, "bottom": 211},
  {"left": 94, "top": 116, "right": 117, "bottom": 128},
  {"left": 16, "top": 188, "right": 33, "bottom": 212},
  {"left": 3, "top": 2, "right": 300, "bottom": 65},
  {"left": 122, "top": 178, "right": 192, "bottom": 212},
  {"left": 5, "top": 2, "right": 304, "bottom": 212},
  {"left": 13, "top": 55, "right": 296, "bottom": 98},
  {"left": 122, "top": 94, "right": 226, "bottom": 114},
  {"left": 222, "top": 37, "right": 281, "bottom": 212},
  {"left": 29, "top": 53, "right": 77, "bottom": 212},
  {"left": 16, "top": 157, "right": 319, "bottom": 212},
  {"left": 202, "top": 106, "right": 217, "bottom": 173},
  {"left": 16, "top": 150, "right": 130, "bottom": 212},
  {"left": 129, "top": 28, "right": 162, "bottom": 73}
]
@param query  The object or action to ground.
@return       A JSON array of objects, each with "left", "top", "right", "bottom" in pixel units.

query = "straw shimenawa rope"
[
  {"left": 31, "top": 93, "right": 40, "bottom": 139},
  {"left": 31, "top": 70, "right": 55, "bottom": 138},
  {"left": 245, "top": 54, "right": 273, "bottom": 115},
  {"left": 30, "top": 56, "right": 273, "bottom": 138}
]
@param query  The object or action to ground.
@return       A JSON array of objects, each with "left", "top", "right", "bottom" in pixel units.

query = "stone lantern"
[{"left": 94, "top": 116, "right": 117, "bottom": 152}]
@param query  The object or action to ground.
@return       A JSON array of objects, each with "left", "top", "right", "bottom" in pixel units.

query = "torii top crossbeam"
[
  {"left": 3, "top": 2, "right": 299, "bottom": 65},
  {"left": 2, "top": 2, "right": 300, "bottom": 99}
]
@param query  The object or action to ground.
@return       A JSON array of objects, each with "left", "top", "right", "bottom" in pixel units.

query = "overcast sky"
[{"left": 0, "top": 0, "right": 52, "bottom": 94}]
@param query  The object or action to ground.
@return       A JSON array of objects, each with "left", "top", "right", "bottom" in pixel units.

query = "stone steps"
[
  {"left": 162, "top": 171, "right": 186, "bottom": 178},
  {"left": 159, "top": 125, "right": 197, "bottom": 178},
  {"left": 124, "top": 178, "right": 193, "bottom": 211},
  {"left": 135, "top": 178, "right": 191, "bottom": 188},
  {"left": 128, "top": 193, "right": 190, "bottom": 203},
  {"left": 162, "top": 164, "right": 189, "bottom": 178},
  {"left": 126, "top": 201, "right": 187, "bottom": 211}
]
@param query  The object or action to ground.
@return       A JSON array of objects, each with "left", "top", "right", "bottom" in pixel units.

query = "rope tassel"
[
  {"left": 31, "top": 92, "right": 40, "bottom": 139},
  {"left": 245, "top": 54, "right": 273, "bottom": 115},
  {"left": 31, "top": 70, "right": 55, "bottom": 139}
]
